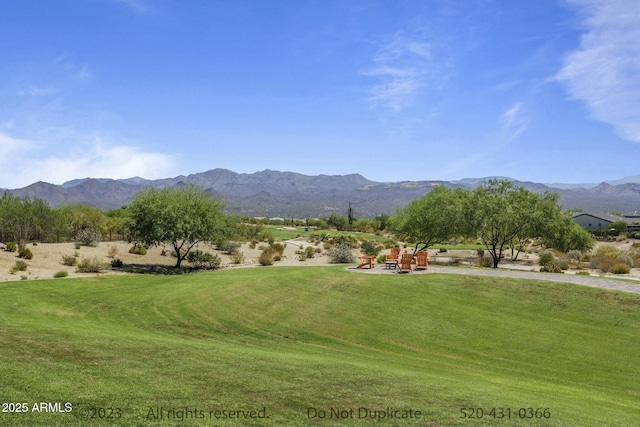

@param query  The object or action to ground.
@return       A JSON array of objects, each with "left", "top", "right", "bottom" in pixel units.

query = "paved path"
[{"left": 349, "top": 265, "right": 640, "bottom": 295}]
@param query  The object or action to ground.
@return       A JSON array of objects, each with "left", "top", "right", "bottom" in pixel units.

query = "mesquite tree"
[{"left": 128, "top": 185, "right": 225, "bottom": 268}]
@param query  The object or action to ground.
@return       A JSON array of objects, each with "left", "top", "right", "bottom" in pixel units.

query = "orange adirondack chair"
[
  {"left": 397, "top": 253, "right": 413, "bottom": 273},
  {"left": 355, "top": 249, "right": 375, "bottom": 269},
  {"left": 385, "top": 247, "right": 400, "bottom": 269},
  {"left": 415, "top": 251, "right": 429, "bottom": 270}
]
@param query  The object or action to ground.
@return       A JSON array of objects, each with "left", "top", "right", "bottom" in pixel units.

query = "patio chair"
[
  {"left": 385, "top": 247, "right": 400, "bottom": 269},
  {"left": 397, "top": 253, "right": 413, "bottom": 273},
  {"left": 415, "top": 251, "right": 429, "bottom": 270},
  {"left": 355, "top": 249, "right": 375, "bottom": 269}
]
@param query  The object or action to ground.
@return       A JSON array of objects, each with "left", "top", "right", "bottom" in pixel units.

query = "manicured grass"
[{"left": 1, "top": 267, "right": 639, "bottom": 426}]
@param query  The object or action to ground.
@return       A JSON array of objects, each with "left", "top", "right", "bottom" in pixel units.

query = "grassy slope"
[{"left": 1, "top": 267, "right": 639, "bottom": 426}]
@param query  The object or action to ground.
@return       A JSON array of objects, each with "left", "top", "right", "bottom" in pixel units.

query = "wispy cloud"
[
  {"left": 112, "top": 0, "right": 151, "bottom": 14},
  {"left": 364, "top": 29, "right": 449, "bottom": 112},
  {"left": 557, "top": 0, "right": 640, "bottom": 142},
  {"left": 499, "top": 102, "right": 530, "bottom": 141}
]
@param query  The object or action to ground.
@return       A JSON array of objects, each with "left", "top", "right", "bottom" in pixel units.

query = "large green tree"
[
  {"left": 128, "top": 185, "right": 225, "bottom": 268},
  {"left": 392, "top": 185, "right": 469, "bottom": 254},
  {"left": 466, "top": 179, "right": 565, "bottom": 268}
]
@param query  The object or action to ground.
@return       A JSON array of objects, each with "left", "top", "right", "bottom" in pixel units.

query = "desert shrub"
[
  {"left": 5, "top": 242, "right": 17, "bottom": 252},
  {"left": 540, "top": 262, "right": 563, "bottom": 273},
  {"left": 270, "top": 242, "right": 286, "bottom": 255},
  {"left": 107, "top": 245, "right": 118, "bottom": 258},
  {"left": 557, "top": 259, "right": 570, "bottom": 270},
  {"left": 129, "top": 244, "right": 147, "bottom": 255},
  {"left": 259, "top": 251, "right": 274, "bottom": 266},
  {"left": 74, "top": 243, "right": 82, "bottom": 249},
  {"left": 10, "top": 260, "right": 28, "bottom": 274},
  {"left": 329, "top": 243, "right": 355, "bottom": 264},
  {"left": 61, "top": 254, "right": 78, "bottom": 266},
  {"left": 298, "top": 253, "right": 307, "bottom": 261},
  {"left": 76, "top": 228, "right": 101, "bottom": 247},
  {"left": 258, "top": 231, "right": 275, "bottom": 244},
  {"left": 539, "top": 251, "right": 555, "bottom": 267},
  {"left": 231, "top": 251, "right": 245, "bottom": 264},
  {"left": 576, "top": 271, "right": 590, "bottom": 276},
  {"left": 567, "top": 250, "right": 583, "bottom": 262},
  {"left": 76, "top": 256, "right": 108, "bottom": 273},
  {"left": 249, "top": 240, "right": 258, "bottom": 249},
  {"left": 304, "top": 246, "right": 315, "bottom": 259},
  {"left": 479, "top": 254, "right": 493, "bottom": 268},
  {"left": 53, "top": 271, "right": 68, "bottom": 278},
  {"left": 273, "top": 253, "right": 282, "bottom": 262},
  {"left": 111, "top": 258, "right": 124, "bottom": 268},
  {"left": 186, "top": 250, "right": 221, "bottom": 269},
  {"left": 360, "top": 240, "right": 380, "bottom": 256},
  {"left": 376, "top": 254, "right": 386, "bottom": 264},
  {"left": 17, "top": 247, "right": 33, "bottom": 259},
  {"left": 611, "top": 263, "right": 631, "bottom": 274},
  {"left": 591, "top": 247, "right": 633, "bottom": 273},
  {"left": 221, "top": 241, "right": 242, "bottom": 255}
]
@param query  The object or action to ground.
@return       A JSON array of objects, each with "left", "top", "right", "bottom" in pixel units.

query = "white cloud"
[
  {"left": 557, "top": 0, "right": 640, "bottom": 142},
  {"left": 364, "top": 29, "right": 449, "bottom": 112},
  {"left": 499, "top": 102, "right": 530, "bottom": 140},
  {"left": 0, "top": 133, "right": 176, "bottom": 189}
]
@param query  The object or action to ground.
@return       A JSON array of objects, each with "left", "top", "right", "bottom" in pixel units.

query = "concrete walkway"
[{"left": 348, "top": 264, "right": 640, "bottom": 295}]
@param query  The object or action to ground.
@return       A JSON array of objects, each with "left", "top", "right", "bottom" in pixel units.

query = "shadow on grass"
[{"left": 114, "top": 263, "right": 218, "bottom": 275}]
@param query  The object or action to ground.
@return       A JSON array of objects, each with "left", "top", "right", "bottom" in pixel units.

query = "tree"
[
  {"left": 392, "top": 186, "right": 469, "bottom": 254},
  {"left": 128, "top": 185, "right": 225, "bottom": 268},
  {"left": 466, "top": 179, "right": 562, "bottom": 268},
  {"left": 55, "top": 203, "right": 107, "bottom": 241},
  {"left": 0, "top": 192, "right": 53, "bottom": 247},
  {"left": 542, "top": 213, "right": 594, "bottom": 253},
  {"left": 327, "top": 214, "right": 348, "bottom": 231}
]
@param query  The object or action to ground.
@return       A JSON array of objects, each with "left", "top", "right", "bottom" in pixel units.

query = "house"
[
  {"left": 573, "top": 212, "right": 640, "bottom": 234},
  {"left": 572, "top": 213, "right": 616, "bottom": 231}
]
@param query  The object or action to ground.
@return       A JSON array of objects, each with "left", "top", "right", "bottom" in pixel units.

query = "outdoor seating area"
[{"left": 354, "top": 248, "right": 430, "bottom": 274}]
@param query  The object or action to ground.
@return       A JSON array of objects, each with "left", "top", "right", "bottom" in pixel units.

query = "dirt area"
[
  {"left": 1, "top": 237, "right": 639, "bottom": 283},
  {"left": 0, "top": 238, "right": 333, "bottom": 282}
]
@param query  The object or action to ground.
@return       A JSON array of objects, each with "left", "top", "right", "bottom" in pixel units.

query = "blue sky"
[{"left": 1, "top": 0, "right": 639, "bottom": 189}]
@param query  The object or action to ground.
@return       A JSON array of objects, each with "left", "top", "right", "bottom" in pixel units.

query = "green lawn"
[{"left": 1, "top": 267, "right": 639, "bottom": 426}]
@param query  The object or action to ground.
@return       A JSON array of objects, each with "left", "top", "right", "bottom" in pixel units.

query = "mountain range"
[{"left": 4, "top": 169, "right": 640, "bottom": 217}]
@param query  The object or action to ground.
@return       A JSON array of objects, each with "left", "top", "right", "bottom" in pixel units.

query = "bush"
[
  {"left": 539, "top": 251, "right": 555, "bottom": 267},
  {"left": 259, "top": 252, "right": 274, "bottom": 266},
  {"left": 304, "top": 246, "right": 315, "bottom": 259},
  {"left": 76, "top": 256, "right": 108, "bottom": 273},
  {"left": 329, "top": 243, "right": 355, "bottom": 264},
  {"left": 361, "top": 240, "right": 380, "bottom": 256},
  {"left": 231, "top": 251, "right": 245, "bottom": 264},
  {"left": 17, "top": 247, "right": 33, "bottom": 259},
  {"left": 111, "top": 258, "right": 124, "bottom": 268},
  {"left": 479, "top": 254, "right": 493, "bottom": 268},
  {"left": 221, "top": 241, "right": 242, "bottom": 255},
  {"left": 575, "top": 271, "right": 590, "bottom": 276},
  {"left": 129, "top": 244, "right": 147, "bottom": 255},
  {"left": 76, "top": 228, "right": 101, "bottom": 247},
  {"left": 107, "top": 245, "right": 118, "bottom": 258},
  {"left": 186, "top": 250, "right": 221, "bottom": 269},
  {"left": 10, "top": 260, "right": 28, "bottom": 274},
  {"left": 53, "top": 271, "right": 68, "bottom": 278},
  {"left": 540, "top": 262, "right": 563, "bottom": 273},
  {"left": 591, "top": 247, "right": 633, "bottom": 273},
  {"left": 270, "top": 242, "right": 286, "bottom": 255},
  {"left": 5, "top": 242, "right": 17, "bottom": 252},
  {"left": 611, "top": 263, "right": 631, "bottom": 274},
  {"left": 61, "top": 254, "right": 78, "bottom": 266}
]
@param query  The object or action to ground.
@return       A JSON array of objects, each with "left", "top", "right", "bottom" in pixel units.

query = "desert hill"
[{"left": 5, "top": 168, "right": 640, "bottom": 217}]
